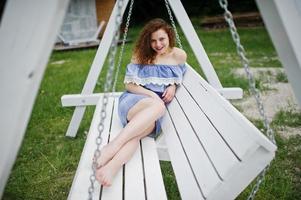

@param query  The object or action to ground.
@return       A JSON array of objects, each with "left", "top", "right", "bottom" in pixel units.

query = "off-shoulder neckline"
[{"left": 129, "top": 62, "right": 185, "bottom": 67}]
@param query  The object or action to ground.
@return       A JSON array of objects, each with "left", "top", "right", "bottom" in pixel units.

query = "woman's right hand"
[{"left": 125, "top": 83, "right": 162, "bottom": 102}]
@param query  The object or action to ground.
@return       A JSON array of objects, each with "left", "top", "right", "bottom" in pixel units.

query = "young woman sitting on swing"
[{"left": 96, "top": 18, "right": 187, "bottom": 186}]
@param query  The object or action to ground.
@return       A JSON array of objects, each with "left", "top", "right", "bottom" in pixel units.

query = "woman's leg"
[
  {"left": 96, "top": 123, "right": 155, "bottom": 186},
  {"left": 97, "top": 97, "right": 165, "bottom": 167}
]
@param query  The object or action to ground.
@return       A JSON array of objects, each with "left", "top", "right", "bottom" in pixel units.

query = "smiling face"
[
  {"left": 134, "top": 19, "right": 175, "bottom": 64},
  {"left": 150, "top": 29, "right": 170, "bottom": 55}
]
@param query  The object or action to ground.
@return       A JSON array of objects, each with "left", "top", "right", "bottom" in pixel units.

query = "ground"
[{"left": 231, "top": 67, "right": 300, "bottom": 138}]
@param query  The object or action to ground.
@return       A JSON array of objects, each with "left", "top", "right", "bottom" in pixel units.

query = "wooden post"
[
  {"left": 256, "top": 0, "right": 301, "bottom": 108},
  {"left": 168, "top": 0, "right": 223, "bottom": 89},
  {"left": 65, "top": 0, "right": 130, "bottom": 137},
  {"left": 0, "top": 0, "right": 70, "bottom": 197}
]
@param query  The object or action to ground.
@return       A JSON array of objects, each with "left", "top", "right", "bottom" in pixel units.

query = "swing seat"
[
  {"left": 67, "top": 93, "right": 167, "bottom": 200},
  {"left": 66, "top": 64, "right": 276, "bottom": 200}
]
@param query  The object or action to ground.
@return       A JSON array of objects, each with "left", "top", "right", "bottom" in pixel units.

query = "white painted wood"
[
  {"left": 168, "top": 96, "right": 221, "bottom": 197},
  {"left": 0, "top": 0, "right": 70, "bottom": 197},
  {"left": 156, "top": 145, "right": 170, "bottom": 161},
  {"left": 66, "top": 107, "right": 87, "bottom": 137},
  {"left": 159, "top": 64, "right": 276, "bottom": 199},
  {"left": 175, "top": 85, "right": 239, "bottom": 179},
  {"left": 256, "top": 0, "right": 301, "bottom": 108},
  {"left": 124, "top": 144, "right": 145, "bottom": 199},
  {"left": 185, "top": 64, "right": 276, "bottom": 153},
  {"left": 183, "top": 69, "right": 256, "bottom": 160},
  {"left": 68, "top": 97, "right": 114, "bottom": 200},
  {"left": 62, "top": 93, "right": 101, "bottom": 106},
  {"left": 141, "top": 138, "right": 168, "bottom": 200},
  {"left": 161, "top": 113, "right": 204, "bottom": 200},
  {"left": 61, "top": 92, "right": 122, "bottom": 107},
  {"left": 168, "top": 0, "right": 222, "bottom": 89},
  {"left": 216, "top": 87, "right": 243, "bottom": 99},
  {"left": 155, "top": 134, "right": 171, "bottom": 161},
  {"left": 183, "top": 65, "right": 276, "bottom": 159},
  {"left": 67, "top": 63, "right": 276, "bottom": 199},
  {"left": 207, "top": 147, "right": 275, "bottom": 200},
  {"left": 68, "top": 95, "right": 168, "bottom": 199},
  {"left": 65, "top": 0, "right": 130, "bottom": 137},
  {"left": 101, "top": 98, "right": 123, "bottom": 200}
]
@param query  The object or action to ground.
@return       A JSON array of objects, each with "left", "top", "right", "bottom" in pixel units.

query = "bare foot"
[
  {"left": 96, "top": 162, "right": 121, "bottom": 187},
  {"left": 96, "top": 142, "right": 120, "bottom": 167}
]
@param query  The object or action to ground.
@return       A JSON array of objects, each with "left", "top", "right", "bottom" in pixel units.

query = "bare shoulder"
[
  {"left": 172, "top": 47, "right": 187, "bottom": 64},
  {"left": 131, "top": 54, "right": 139, "bottom": 64}
]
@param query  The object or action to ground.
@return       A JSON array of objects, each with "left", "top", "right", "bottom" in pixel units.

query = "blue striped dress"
[{"left": 118, "top": 63, "right": 187, "bottom": 138}]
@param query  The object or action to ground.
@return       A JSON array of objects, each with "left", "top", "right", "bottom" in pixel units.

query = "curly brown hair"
[{"left": 133, "top": 18, "right": 175, "bottom": 64}]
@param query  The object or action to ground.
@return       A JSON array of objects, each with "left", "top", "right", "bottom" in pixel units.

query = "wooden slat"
[
  {"left": 162, "top": 113, "right": 204, "bottom": 200},
  {"left": 68, "top": 96, "right": 114, "bottom": 200},
  {"left": 175, "top": 85, "right": 239, "bottom": 179},
  {"left": 207, "top": 147, "right": 275, "bottom": 200},
  {"left": 124, "top": 144, "right": 145, "bottom": 199},
  {"left": 168, "top": 97, "right": 221, "bottom": 197},
  {"left": 185, "top": 65, "right": 276, "bottom": 152},
  {"left": 168, "top": 0, "right": 222, "bottom": 88},
  {"left": 183, "top": 67, "right": 258, "bottom": 160},
  {"left": 141, "top": 138, "right": 167, "bottom": 200},
  {"left": 61, "top": 92, "right": 122, "bottom": 107},
  {"left": 101, "top": 98, "right": 123, "bottom": 200}
]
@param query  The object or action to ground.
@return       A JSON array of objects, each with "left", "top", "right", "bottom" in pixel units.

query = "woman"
[{"left": 96, "top": 18, "right": 187, "bottom": 186}]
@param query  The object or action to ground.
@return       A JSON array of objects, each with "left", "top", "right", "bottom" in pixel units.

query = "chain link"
[
  {"left": 112, "top": 0, "right": 135, "bottom": 92},
  {"left": 87, "top": 0, "right": 126, "bottom": 199},
  {"left": 218, "top": 0, "right": 276, "bottom": 199},
  {"left": 164, "top": 0, "right": 183, "bottom": 49}
]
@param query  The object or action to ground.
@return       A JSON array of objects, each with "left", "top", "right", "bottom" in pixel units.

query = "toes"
[
  {"left": 102, "top": 179, "right": 108, "bottom": 187},
  {"left": 102, "top": 180, "right": 111, "bottom": 187},
  {"left": 96, "top": 169, "right": 104, "bottom": 183}
]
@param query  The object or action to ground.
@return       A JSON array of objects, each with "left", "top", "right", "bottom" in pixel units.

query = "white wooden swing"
[
  {"left": 62, "top": 0, "right": 277, "bottom": 199},
  {"left": 4, "top": 0, "right": 301, "bottom": 199}
]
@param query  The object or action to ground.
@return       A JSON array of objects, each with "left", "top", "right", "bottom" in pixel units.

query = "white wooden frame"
[
  {"left": 0, "top": 0, "right": 70, "bottom": 197},
  {"left": 67, "top": 64, "right": 276, "bottom": 199},
  {"left": 63, "top": 0, "right": 243, "bottom": 138},
  {"left": 255, "top": 0, "right": 301, "bottom": 108}
]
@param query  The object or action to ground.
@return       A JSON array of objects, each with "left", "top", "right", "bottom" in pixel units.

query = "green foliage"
[
  {"left": 160, "top": 161, "right": 181, "bottom": 199},
  {"left": 276, "top": 71, "right": 289, "bottom": 83},
  {"left": 272, "top": 108, "right": 301, "bottom": 127}
]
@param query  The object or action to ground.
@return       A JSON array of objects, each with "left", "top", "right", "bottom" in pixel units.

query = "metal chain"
[
  {"left": 218, "top": 0, "right": 276, "bottom": 199},
  {"left": 164, "top": 0, "right": 183, "bottom": 49},
  {"left": 87, "top": 0, "right": 125, "bottom": 199},
  {"left": 112, "top": 0, "right": 134, "bottom": 93}
]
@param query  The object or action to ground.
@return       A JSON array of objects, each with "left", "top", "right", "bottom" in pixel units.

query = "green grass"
[
  {"left": 272, "top": 108, "right": 301, "bottom": 127},
  {"left": 276, "top": 71, "right": 289, "bottom": 83},
  {"left": 3, "top": 25, "right": 301, "bottom": 200}
]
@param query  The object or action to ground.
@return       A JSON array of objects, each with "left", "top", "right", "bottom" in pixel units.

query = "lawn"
[{"left": 3, "top": 24, "right": 301, "bottom": 200}]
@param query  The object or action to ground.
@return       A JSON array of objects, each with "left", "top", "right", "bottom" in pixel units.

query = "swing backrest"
[{"left": 160, "top": 64, "right": 277, "bottom": 199}]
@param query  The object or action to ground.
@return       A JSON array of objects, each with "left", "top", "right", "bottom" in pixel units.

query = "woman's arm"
[
  {"left": 125, "top": 83, "right": 161, "bottom": 101},
  {"left": 162, "top": 48, "right": 187, "bottom": 103}
]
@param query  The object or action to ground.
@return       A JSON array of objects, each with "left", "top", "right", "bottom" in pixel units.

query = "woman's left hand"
[{"left": 162, "top": 84, "right": 176, "bottom": 103}]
